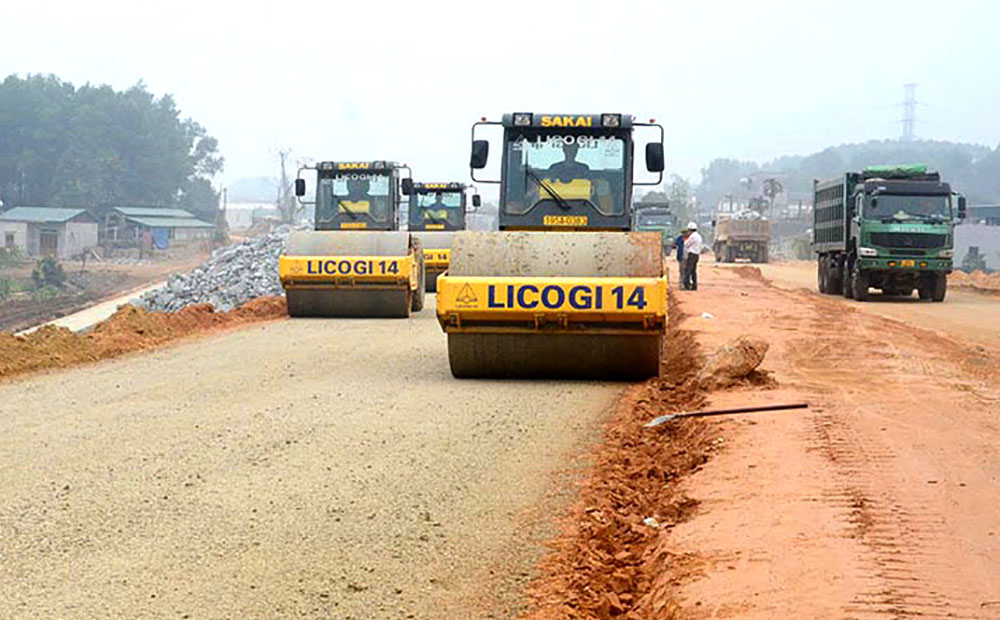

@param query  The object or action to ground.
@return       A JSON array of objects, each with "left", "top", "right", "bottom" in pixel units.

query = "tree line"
[
  {"left": 696, "top": 139, "right": 1000, "bottom": 212},
  {"left": 0, "top": 74, "right": 223, "bottom": 221}
]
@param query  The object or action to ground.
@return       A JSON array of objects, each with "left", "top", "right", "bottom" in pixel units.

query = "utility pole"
[{"left": 277, "top": 149, "right": 296, "bottom": 224}]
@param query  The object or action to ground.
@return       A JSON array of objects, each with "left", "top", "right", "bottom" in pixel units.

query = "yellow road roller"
[
  {"left": 278, "top": 160, "right": 425, "bottom": 317},
  {"left": 405, "top": 181, "right": 481, "bottom": 292},
  {"left": 435, "top": 113, "right": 668, "bottom": 379}
]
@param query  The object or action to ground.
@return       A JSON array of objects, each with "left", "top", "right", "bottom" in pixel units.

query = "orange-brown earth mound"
[
  {"left": 949, "top": 269, "right": 1000, "bottom": 293},
  {"left": 523, "top": 309, "right": 717, "bottom": 619},
  {"left": 0, "top": 297, "right": 286, "bottom": 380}
]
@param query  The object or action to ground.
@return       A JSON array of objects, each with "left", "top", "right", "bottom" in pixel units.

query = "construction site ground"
[
  {"left": 0, "top": 250, "right": 210, "bottom": 333},
  {"left": 2, "top": 260, "right": 999, "bottom": 617}
]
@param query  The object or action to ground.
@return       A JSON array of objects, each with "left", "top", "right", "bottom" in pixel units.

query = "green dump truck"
[
  {"left": 814, "top": 164, "right": 966, "bottom": 302},
  {"left": 631, "top": 202, "right": 675, "bottom": 256}
]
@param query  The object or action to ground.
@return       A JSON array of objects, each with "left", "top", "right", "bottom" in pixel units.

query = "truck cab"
[{"left": 631, "top": 203, "right": 675, "bottom": 255}]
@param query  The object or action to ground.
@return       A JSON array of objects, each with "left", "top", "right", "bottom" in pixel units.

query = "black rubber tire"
[
  {"left": 818, "top": 258, "right": 828, "bottom": 293},
  {"left": 932, "top": 273, "right": 947, "bottom": 302},
  {"left": 852, "top": 266, "right": 870, "bottom": 302},
  {"left": 842, "top": 260, "right": 854, "bottom": 299},
  {"left": 425, "top": 269, "right": 440, "bottom": 293},
  {"left": 714, "top": 244, "right": 721, "bottom": 263},
  {"left": 829, "top": 261, "right": 842, "bottom": 295}
]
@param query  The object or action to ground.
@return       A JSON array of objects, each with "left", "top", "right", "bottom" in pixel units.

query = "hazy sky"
[{"left": 4, "top": 0, "right": 999, "bottom": 191}]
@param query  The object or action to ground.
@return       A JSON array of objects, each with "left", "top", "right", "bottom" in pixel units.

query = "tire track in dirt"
[
  {"left": 657, "top": 265, "right": 1000, "bottom": 617},
  {"left": 785, "top": 288, "right": 992, "bottom": 618}
]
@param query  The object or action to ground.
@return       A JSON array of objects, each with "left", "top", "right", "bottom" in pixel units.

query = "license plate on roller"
[
  {"left": 901, "top": 259, "right": 915, "bottom": 267},
  {"left": 543, "top": 215, "right": 588, "bottom": 227}
]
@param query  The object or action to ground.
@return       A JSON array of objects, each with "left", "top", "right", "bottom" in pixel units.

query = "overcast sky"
[{"left": 4, "top": 0, "right": 999, "bottom": 190}]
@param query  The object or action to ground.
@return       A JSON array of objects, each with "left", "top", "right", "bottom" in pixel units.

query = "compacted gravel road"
[{"left": 0, "top": 297, "right": 619, "bottom": 618}]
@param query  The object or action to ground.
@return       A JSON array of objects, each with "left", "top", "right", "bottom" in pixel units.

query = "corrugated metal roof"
[
  {"left": 125, "top": 216, "right": 215, "bottom": 229},
  {"left": 113, "top": 207, "right": 197, "bottom": 218},
  {"left": 0, "top": 207, "right": 93, "bottom": 223}
]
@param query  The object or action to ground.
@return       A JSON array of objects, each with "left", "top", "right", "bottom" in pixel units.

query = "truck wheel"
[
  {"left": 762, "top": 247, "right": 769, "bottom": 263},
  {"left": 714, "top": 244, "right": 721, "bottom": 263},
  {"left": 932, "top": 273, "right": 947, "bottom": 302},
  {"left": 818, "top": 259, "right": 828, "bottom": 293},
  {"left": 918, "top": 275, "right": 934, "bottom": 301},
  {"left": 725, "top": 247, "right": 734, "bottom": 263},
  {"left": 842, "top": 260, "right": 854, "bottom": 299},
  {"left": 852, "top": 266, "right": 870, "bottom": 302}
]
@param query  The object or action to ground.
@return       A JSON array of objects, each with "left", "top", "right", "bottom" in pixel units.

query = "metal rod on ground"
[{"left": 645, "top": 402, "right": 809, "bottom": 427}]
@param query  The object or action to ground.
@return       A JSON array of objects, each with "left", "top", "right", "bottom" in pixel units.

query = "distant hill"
[
  {"left": 698, "top": 139, "right": 1000, "bottom": 208},
  {"left": 227, "top": 177, "right": 278, "bottom": 203}
]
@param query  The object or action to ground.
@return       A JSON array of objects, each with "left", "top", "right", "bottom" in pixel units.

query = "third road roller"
[
  {"left": 405, "top": 181, "right": 480, "bottom": 292},
  {"left": 435, "top": 112, "right": 669, "bottom": 379},
  {"left": 278, "top": 160, "right": 425, "bottom": 317}
]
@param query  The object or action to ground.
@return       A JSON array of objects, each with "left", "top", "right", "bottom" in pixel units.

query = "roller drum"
[
  {"left": 448, "top": 333, "right": 662, "bottom": 380},
  {"left": 449, "top": 231, "right": 663, "bottom": 277},
  {"left": 444, "top": 231, "right": 665, "bottom": 379},
  {"left": 286, "top": 289, "right": 411, "bottom": 318},
  {"left": 283, "top": 230, "right": 413, "bottom": 318}
]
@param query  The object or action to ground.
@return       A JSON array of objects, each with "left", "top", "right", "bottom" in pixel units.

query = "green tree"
[
  {"left": 667, "top": 175, "right": 693, "bottom": 224},
  {"left": 0, "top": 74, "right": 222, "bottom": 219},
  {"left": 31, "top": 256, "right": 66, "bottom": 289}
]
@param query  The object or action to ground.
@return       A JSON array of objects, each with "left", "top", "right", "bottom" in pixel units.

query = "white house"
[{"left": 0, "top": 207, "right": 99, "bottom": 258}]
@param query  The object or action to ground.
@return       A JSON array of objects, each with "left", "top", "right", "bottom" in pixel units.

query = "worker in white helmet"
[{"left": 682, "top": 221, "right": 704, "bottom": 290}]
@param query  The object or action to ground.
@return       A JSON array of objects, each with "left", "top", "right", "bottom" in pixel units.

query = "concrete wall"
[
  {"left": 1, "top": 221, "right": 97, "bottom": 258},
  {"left": 955, "top": 223, "right": 1000, "bottom": 270},
  {"left": 174, "top": 228, "right": 213, "bottom": 242},
  {"left": 0, "top": 221, "right": 28, "bottom": 253},
  {"left": 60, "top": 221, "right": 98, "bottom": 258},
  {"left": 225, "top": 204, "right": 262, "bottom": 231}
]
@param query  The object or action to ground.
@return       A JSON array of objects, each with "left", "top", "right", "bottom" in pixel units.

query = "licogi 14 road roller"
[
  {"left": 405, "top": 181, "right": 481, "bottom": 292},
  {"left": 435, "top": 113, "right": 668, "bottom": 379},
  {"left": 278, "top": 160, "right": 425, "bottom": 317}
]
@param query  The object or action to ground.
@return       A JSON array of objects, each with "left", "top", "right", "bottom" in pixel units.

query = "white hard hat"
[{"left": 687, "top": 221, "right": 698, "bottom": 231}]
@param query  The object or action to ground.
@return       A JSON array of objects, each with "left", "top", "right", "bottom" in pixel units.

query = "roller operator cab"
[
  {"left": 277, "top": 160, "right": 426, "bottom": 317},
  {"left": 405, "top": 181, "right": 481, "bottom": 292},
  {"left": 436, "top": 112, "right": 668, "bottom": 379}
]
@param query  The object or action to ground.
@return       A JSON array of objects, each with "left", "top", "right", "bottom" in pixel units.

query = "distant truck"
[
  {"left": 814, "top": 164, "right": 966, "bottom": 302},
  {"left": 713, "top": 211, "right": 771, "bottom": 263},
  {"left": 631, "top": 202, "right": 675, "bottom": 256}
]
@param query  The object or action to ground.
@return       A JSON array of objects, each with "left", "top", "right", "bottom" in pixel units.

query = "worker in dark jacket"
[{"left": 674, "top": 231, "right": 686, "bottom": 263}]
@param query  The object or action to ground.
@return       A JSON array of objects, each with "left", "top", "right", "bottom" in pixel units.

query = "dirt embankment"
[
  {"left": 0, "top": 297, "right": 286, "bottom": 381},
  {"left": 523, "top": 304, "right": 770, "bottom": 618},
  {"left": 949, "top": 269, "right": 1000, "bottom": 293}
]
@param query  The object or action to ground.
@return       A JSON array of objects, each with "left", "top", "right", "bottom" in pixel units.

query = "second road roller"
[
  {"left": 278, "top": 160, "right": 425, "bottom": 317},
  {"left": 405, "top": 181, "right": 480, "bottom": 292},
  {"left": 435, "top": 112, "right": 668, "bottom": 379}
]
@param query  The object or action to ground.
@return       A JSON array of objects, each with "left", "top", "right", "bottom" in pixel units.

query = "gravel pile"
[{"left": 136, "top": 227, "right": 294, "bottom": 313}]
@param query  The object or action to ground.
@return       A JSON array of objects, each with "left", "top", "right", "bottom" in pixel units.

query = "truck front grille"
[{"left": 869, "top": 232, "right": 947, "bottom": 250}]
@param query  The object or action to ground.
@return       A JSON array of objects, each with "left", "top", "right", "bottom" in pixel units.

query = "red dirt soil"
[
  {"left": 0, "top": 297, "right": 286, "bottom": 381},
  {"left": 950, "top": 269, "right": 1000, "bottom": 293},
  {"left": 664, "top": 264, "right": 1000, "bottom": 618},
  {"left": 523, "top": 307, "right": 717, "bottom": 619}
]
